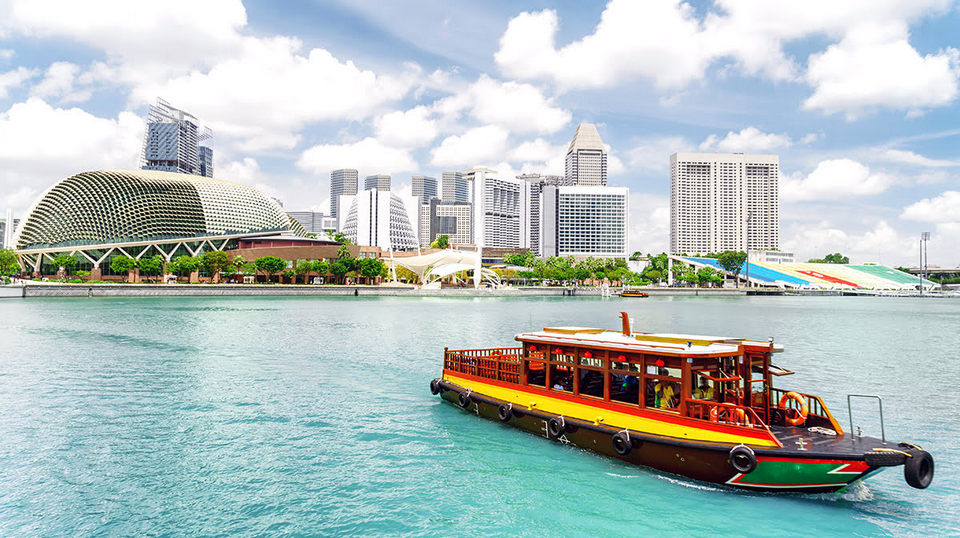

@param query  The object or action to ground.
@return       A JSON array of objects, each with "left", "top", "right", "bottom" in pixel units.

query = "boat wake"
[{"left": 655, "top": 474, "right": 724, "bottom": 492}]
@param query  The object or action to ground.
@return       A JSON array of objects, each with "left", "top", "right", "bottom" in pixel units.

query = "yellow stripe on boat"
[{"left": 444, "top": 373, "right": 779, "bottom": 448}]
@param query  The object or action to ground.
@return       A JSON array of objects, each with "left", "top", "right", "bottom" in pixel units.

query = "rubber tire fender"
[
  {"left": 429, "top": 378, "right": 442, "bottom": 395},
  {"left": 904, "top": 450, "right": 934, "bottom": 489},
  {"left": 728, "top": 444, "right": 757, "bottom": 474},
  {"left": 497, "top": 404, "right": 512, "bottom": 422},
  {"left": 548, "top": 416, "right": 566, "bottom": 438},
  {"left": 612, "top": 431, "right": 632, "bottom": 457},
  {"left": 457, "top": 392, "right": 472, "bottom": 409}
]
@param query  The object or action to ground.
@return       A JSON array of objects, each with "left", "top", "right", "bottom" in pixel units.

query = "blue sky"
[{"left": 1, "top": 0, "right": 959, "bottom": 265}]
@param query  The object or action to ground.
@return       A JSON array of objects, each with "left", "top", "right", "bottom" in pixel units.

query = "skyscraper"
[
  {"left": 330, "top": 168, "right": 358, "bottom": 222},
  {"left": 669, "top": 152, "right": 780, "bottom": 255},
  {"left": 141, "top": 98, "right": 213, "bottom": 176},
  {"left": 464, "top": 168, "right": 530, "bottom": 249},
  {"left": 565, "top": 123, "right": 607, "bottom": 186},
  {"left": 540, "top": 186, "right": 629, "bottom": 258},
  {"left": 411, "top": 176, "right": 437, "bottom": 204},
  {"left": 1, "top": 210, "right": 18, "bottom": 250},
  {"left": 339, "top": 189, "right": 419, "bottom": 251},
  {"left": 518, "top": 173, "right": 564, "bottom": 256},
  {"left": 441, "top": 171, "right": 469, "bottom": 203},
  {"left": 364, "top": 174, "right": 391, "bottom": 191}
]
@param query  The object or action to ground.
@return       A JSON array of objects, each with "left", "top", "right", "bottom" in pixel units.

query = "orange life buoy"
[
  {"left": 731, "top": 407, "right": 750, "bottom": 426},
  {"left": 779, "top": 391, "right": 809, "bottom": 426},
  {"left": 709, "top": 406, "right": 719, "bottom": 423}
]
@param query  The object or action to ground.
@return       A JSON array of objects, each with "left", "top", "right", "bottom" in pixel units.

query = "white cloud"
[
  {"left": 297, "top": 137, "right": 417, "bottom": 176},
  {"left": 133, "top": 37, "right": 413, "bottom": 152},
  {"left": 628, "top": 193, "right": 669, "bottom": 255},
  {"left": 803, "top": 23, "right": 960, "bottom": 118},
  {"left": 430, "top": 125, "right": 510, "bottom": 168},
  {"left": 781, "top": 220, "right": 916, "bottom": 266},
  {"left": 0, "top": 98, "right": 143, "bottom": 214},
  {"left": 0, "top": 49, "right": 14, "bottom": 61},
  {"left": 901, "top": 191, "right": 960, "bottom": 223},
  {"left": 217, "top": 157, "right": 288, "bottom": 204},
  {"left": 625, "top": 136, "right": 693, "bottom": 171},
  {"left": 781, "top": 159, "right": 894, "bottom": 202},
  {"left": 31, "top": 61, "right": 91, "bottom": 102},
  {"left": 374, "top": 106, "right": 438, "bottom": 149},
  {"left": 508, "top": 138, "right": 565, "bottom": 163},
  {"left": 876, "top": 148, "right": 958, "bottom": 168},
  {"left": 0, "top": 66, "right": 36, "bottom": 99},
  {"left": 495, "top": 3, "right": 708, "bottom": 90},
  {"left": 435, "top": 75, "right": 570, "bottom": 135},
  {"left": 699, "top": 127, "right": 793, "bottom": 152}
]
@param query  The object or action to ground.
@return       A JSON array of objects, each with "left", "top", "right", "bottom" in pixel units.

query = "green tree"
[
  {"left": 255, "top": 256, "right": 287, "bottom": 281},
  {"left": 232, "top": 255, "right": 246, "bottom": 274},
  {"left": 200, "top": 251, "right": 231, "bottom": 279},
  {"left": 359, "top": 258, "right": 385, "bottom": 280},
  {"left": 337, "top": 244, "right": 351, "bottom": 259},
  {"left": 314, "top": 260, "right": 329, "bottom": 278},
  {"left": 170, "top": 255, "right": 198, "bottom": 277},
  {"left": 329, "top": 231, "right": 351, "bottom": 245},
  {"left": 110, "top": 255, "right": 138, "bottom": 278},
  {"left": 51, "top": 254, "right": 77, "bottom": 275},
  {"left": 696, "top": 266, "right": 723, "bottom": 287},
  {"left": 0, "top": 248, "right": 20, "bottom": 276},
  {"left": 808, "top": 252, "right": 849, "bottom": 264},
  {"left": 329, "top": 260, "right": 349, "bottom": 283},
  {"left": 294, "top": 259, "right": 313, "bottom": 283},
  {"left": 430, "top": 234, "right": 450, "bottom": 249},
  {"left": 716, "top": 250, "right": 747, "bottom": 287},
  {"left": 139, "top": 255, "right": 164, "bottom": 280},
  {"left": 504, "top": 251, "right": 536, "bottom": 268},
  {"left": 629, "top": 251, "right": 643, "bottom": 261}
]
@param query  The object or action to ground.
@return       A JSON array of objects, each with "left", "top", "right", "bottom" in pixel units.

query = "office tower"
[
  {"left": 339, "top": 189, "right": 419, "bottom": 251},
  {"left": 140, "top": 98, "right": 213, "bottom": 176},
  {"left": 540, "top": 185, "right": 629, "bottom": 258},
  {"left": 330, "top": 168, "right": 358, "bottom": 222},
  {"left": 197, "top": 145, "right": 214, "bottom": 178},
  {"left": 464, "top": 168, "right": 530, "bottom": 249},
  {"left": 420, "top": 198, "right": 473, "bottom": 247},
  {"left": 565, "top": 123, "right": 607, "bottom": 186},
  {"left": 441, "top": 171, "right": 469, "bottom": 203},
  {"left": 518, "top": 173, "right": 565, "bottom": 256},
  {"left": 364, "top": 174, "right": 391, "bottom": 192},
  {"left": 1, "top": 210, "right": 18, "bottom": 249},
  {"left": 286, "top": 211, "right": 327, "bottom": 235},
  {"left": 412, "top": 176, "right": 437, "bottom": 204},
  {"left": 669, "top": 152, "right": 779, "bottom": 255}
]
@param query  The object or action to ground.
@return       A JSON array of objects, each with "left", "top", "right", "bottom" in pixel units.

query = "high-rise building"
[
  {"left": 141, "top": 98, "right": 213, "bottom": 176},
  {"left": 540, "top": 186, "right": 629, "bottom": 258},
  {"left": 339, "top": 189, "right": 419, "bottom": 251},
  {"left": 287, "top": 211, "right": 329, "bottom": 235},
  {"left": 465, "top": 168, "right": 530, "bottom": 249},
  {"left": 1, "top": 210, "right": 19, "bottom": 250},
  {"left": 669, "top": 152, "right": 779, "bottom": 255},
  {"left": 412, "top": 176, "right": 437, "bottom": 204},
  {"left": 518, "top": 173, "right": 565, "bottom": 256},
  {"left": 565, "top": 123, "right": 607, "bottom": 186},
  {"left": 420, "top": 198, "right": 473, "bottom": 247},
  {"left": 364, "top": 174, "right": 391, "bottom": 192},
  {"left": 441, "top": 171, "right": 469, "bottom": 203},
  {"left": 330, "top": 168, "right": 358, "bottom": 222},
  {"left": 197, "top": 145, "right": 214, "bottom": 178}
]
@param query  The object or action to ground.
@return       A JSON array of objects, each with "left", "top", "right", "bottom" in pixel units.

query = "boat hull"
[{"left": 437, "top": 382, "right": 881, "bottom": 493}]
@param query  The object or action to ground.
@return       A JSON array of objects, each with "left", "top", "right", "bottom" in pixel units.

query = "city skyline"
[{"left": 1, "top": 2, "right": 959, "bottom": 265}]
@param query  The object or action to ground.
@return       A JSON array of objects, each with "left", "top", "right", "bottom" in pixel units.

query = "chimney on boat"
[{"left": 620, "top": 312, "right": 631, "bottom": 336}]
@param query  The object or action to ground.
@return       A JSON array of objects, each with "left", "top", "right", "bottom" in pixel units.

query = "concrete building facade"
[
  {"left": 287, "top": 211, "right": 336, "bottom": 236},
  {"left": 669, "top": 152, "right": 780, "bottom": 255},
  {"left": 540, "top": 185, "right": 629, "bottom": 258},
  {"left": 412, "top": 176, "right": 437, "bottom": 204},
  {"left": 330, "top": 168, "right": 358, "bottom": 221},
  {"left": 565, "top": 123, "right": 607, "bottom": 186},
  {"left": 339, "top": 189, "right": 419, "bottom": 251},
  {"left": 441, "top": 171, "right": 470, "bottom": 203},
  {"left": 364, "top": 174, "right": 391, "bottom": 192},
  {"left": 518, "top": 173, "right": 565, "bottom": 256},
  {"left": 140, "top": 98, "right": 213, "bottom": 177}
]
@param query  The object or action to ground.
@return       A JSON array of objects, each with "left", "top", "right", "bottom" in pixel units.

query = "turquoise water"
[{"left": 1, "top": 296, "right": 957, "bottom": 536}]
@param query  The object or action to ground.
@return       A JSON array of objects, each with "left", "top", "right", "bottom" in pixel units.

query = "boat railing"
[
  {"left": 686, "top": 399, "right": 772, "bottom": 432},
  {"left": 771, "top": 388, "right": 844, "bottom": 433},
  {"left": 444, "top": 347, "right": 523, "bottom": 384}
]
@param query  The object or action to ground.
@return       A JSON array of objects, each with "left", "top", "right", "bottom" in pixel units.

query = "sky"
[{"left": 1, "top": 0, "right": 959, "bottom": 266}]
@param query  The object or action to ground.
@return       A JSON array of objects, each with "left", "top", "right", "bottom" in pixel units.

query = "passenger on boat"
[
  {"left": 694, "top": 380, "right": 714, "bottom": 400},
  {"left": 654, "top": 369, "right": 679, "bottom": 409}
]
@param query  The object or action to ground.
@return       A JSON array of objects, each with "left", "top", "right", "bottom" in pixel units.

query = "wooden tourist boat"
[
  {"left": 430, "top": 313, "right": 934, "bottom": 493},
  {"left": 619, "top": 289, "right": 649, "bottom": 298}
]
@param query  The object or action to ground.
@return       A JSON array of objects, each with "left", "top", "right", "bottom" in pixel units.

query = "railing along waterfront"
[{"left": 444, "top": 347, "right": 523, "bottom": 384}]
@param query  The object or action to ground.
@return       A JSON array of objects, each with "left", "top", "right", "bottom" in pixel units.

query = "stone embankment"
[{"left": 7, "top": 284, "right": 750, "bottom": 298}]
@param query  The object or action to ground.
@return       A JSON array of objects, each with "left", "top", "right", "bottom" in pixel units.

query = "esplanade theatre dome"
[{"left": 14, "top": 169, "right": 304, "bottom": 270}]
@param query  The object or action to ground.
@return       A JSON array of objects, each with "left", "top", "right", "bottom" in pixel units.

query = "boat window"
[
  {"left": 550, "top": 364, "right": 574, "bottom": 392},
  {"left": 609, "top": 372, "right": 640, "bottom": 406},
  {"left": 643, "top": 356, "right": 682, "bottom": 411},
  {"left": 550, "top": 346, "right": 575, "bottom": 364},
  {"left": 579, "top": 349, "right": 604, "bottom": 368},
  {"left": 526, "top": 359, "right": 546, "bottom": 387},
  {"left": 578, "top": 368, "right": 604, "bottom": 399},
  {"left": 611, "top": 353, "right": 642, "bottom": 373}
]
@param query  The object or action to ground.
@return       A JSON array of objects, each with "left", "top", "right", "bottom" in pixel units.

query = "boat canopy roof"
[{"left": 515, "top": 327, "right": 783, "bottom": 358}]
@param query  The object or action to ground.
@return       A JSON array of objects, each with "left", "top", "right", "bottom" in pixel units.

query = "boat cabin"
[{"left": 442, "top": 314, "right": 842, "bottom": 433}]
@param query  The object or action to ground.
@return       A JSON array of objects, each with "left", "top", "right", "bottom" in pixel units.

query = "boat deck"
[{"left": 769, "top": 426, "right": 895, "bottom": 457}]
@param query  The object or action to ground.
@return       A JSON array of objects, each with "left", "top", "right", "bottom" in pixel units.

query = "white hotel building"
[
  {"left": 670, "top": 152, "right": 779, "bottom": 255},
  {"left": 540, "top": 185, "right": 629, "bottom": 258}
]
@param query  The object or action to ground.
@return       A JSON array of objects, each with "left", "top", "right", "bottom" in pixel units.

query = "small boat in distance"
[
  {"left": 619, "top": 289, "right": 649, "bottom": 297},
  {"left": 430, "top": 312, "right": 934, "bottom": 493}
]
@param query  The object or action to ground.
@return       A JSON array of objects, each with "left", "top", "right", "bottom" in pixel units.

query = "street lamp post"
[
  {"left": 745, "top": 211, "right": 752, "bottom": 290},
  {"left": 920, "top": 232, "right": 930, "bottom": 295}
]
